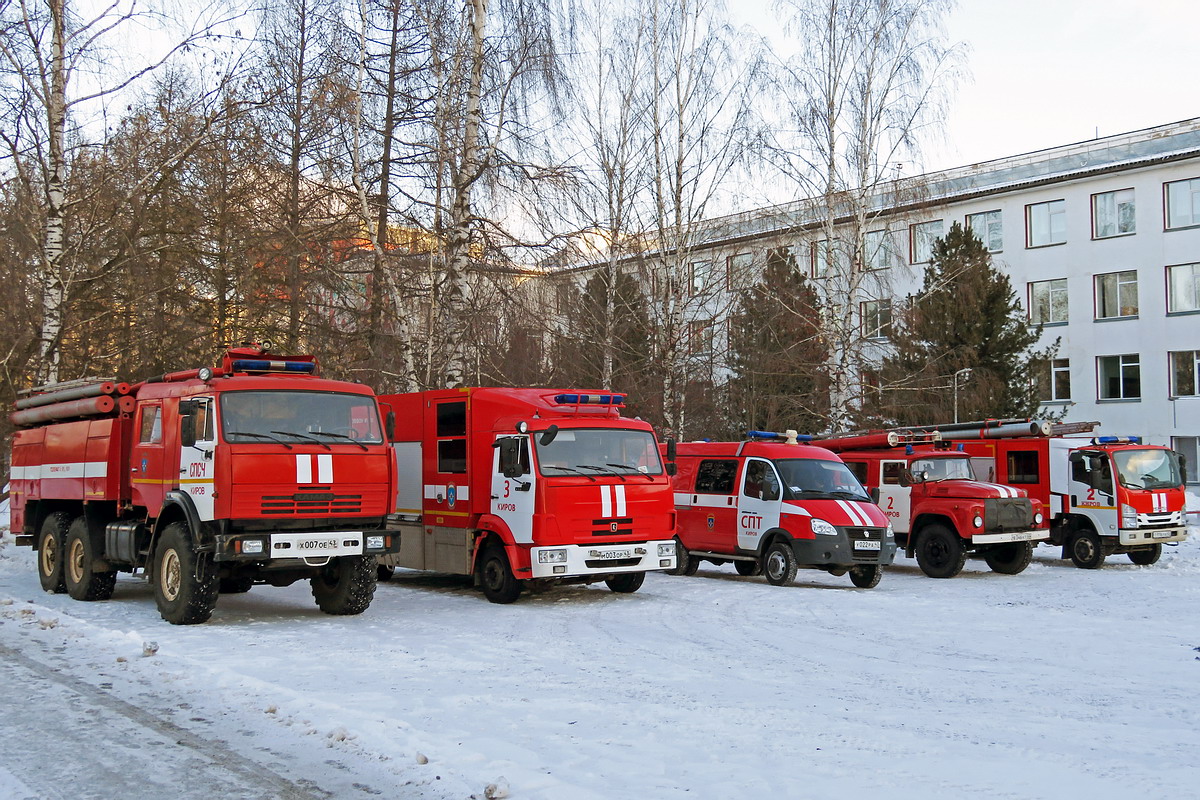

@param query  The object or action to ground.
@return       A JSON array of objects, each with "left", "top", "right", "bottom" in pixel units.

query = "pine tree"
[
  {"left": 875, "top": 222, "right": 1056, "bottom": 425},
  {"left": 727, "top": 247, "right": 829, "bottom": 436}
]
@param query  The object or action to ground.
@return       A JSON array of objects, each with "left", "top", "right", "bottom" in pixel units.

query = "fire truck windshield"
[
  {"left": 774, "top": 458, "right": 870, "bottom": 501},
  {"left": 1112, "top": 449, "right": 1184, "bottom": 490},
  {"left": 220, "top": 391, "right": 383, "bottom": 445},
  {"left": 909, "top": 456, "right": 973, "bottom": 483},
  {"left": 534, "top": 428, "right": 664, "bottom": 477}
]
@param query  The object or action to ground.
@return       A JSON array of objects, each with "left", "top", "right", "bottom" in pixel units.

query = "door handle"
[{"left": 130, "top": 467, "right": 139, "bottom": 473}]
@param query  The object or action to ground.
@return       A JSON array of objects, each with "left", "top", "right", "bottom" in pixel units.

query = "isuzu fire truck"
[
  {"left": 815, "top": 427, "right": 1048, "bottom": 579},
  {"left": 937, "top": 420, "right": 1189, "bottom": 568},
  {"left": 8, "top": 345, "right": 399, "bottom": 624},
  {"left": 375, "top": 389, "right": 677, "bottom": 603},
  {"left": 664, "top": 431, "right": 897, "bottom": 588}
]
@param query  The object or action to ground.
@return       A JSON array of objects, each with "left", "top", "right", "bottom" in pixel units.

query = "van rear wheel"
[{"left": 734, "top": 560, "right": 762, "bottom": 577}]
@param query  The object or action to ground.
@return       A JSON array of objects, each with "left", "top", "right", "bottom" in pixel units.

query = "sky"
[{"left": 734, "top": 0, "right": 1199, "bottom": 173}]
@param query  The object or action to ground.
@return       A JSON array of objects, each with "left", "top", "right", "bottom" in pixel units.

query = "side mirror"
[
  {"left": 666, "top": 462, "right": 677, "bottom": 477},
  {"left": 385, "top": 410, "right": 396, "bottom": 441},
  {"left": 665, "top": 437, "right": 677, "bottom": 463},
  {"left": 539, "top": 424, "right": 559, "bottom": 447},
  {"left": 1173, "top": 451, "right": 1188, "bottom": 484},
  {"left": 870, "top": 487, "right": 880, "bottom": 503},
  {"left": 898, "top": 469, "right": 912, "bottom": 488},
  {"left": 497, "top": 438, "right": 525, "bottom": 478}
]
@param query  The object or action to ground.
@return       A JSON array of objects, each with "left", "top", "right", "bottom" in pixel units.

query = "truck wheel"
[
  {"left": 1068, "top": 531, "right": 1105, "bottom": 569},
  {"left": 763, "top": 541, "right": 798, "bottom": 586},
  {"left": 984, "top": 541, "right": 1034, "bottom": 575},
  {"left": 734, "top": 560, "right": 762, "bottom": 577},
  {"left": 605, "top": 572, "right": 645, "bottom": 593},
  {"left": 1128, "top": 544, "right": 1162, "bottom": 566},
  {"left": 311, "top": 555, "right": 377, "bottom": 615},
  {"left": 915, "top": 524, "right": 966, "bottom": 579},
  {"left": 849, "top": 564, "right": 882, "bottom": 588},
  {"left": 64, "top": 517, "right": 117, "bottom": 601},
  {"left": 37, "top": 512, "right": 71, "bottom": 594},
  {"left": 154, "top": 522, "right": 219, "bottom": 625},
  {"left": 377, "top": 564, "right": 396, "bottom": 581},
  {"left": 478, "top": 544, "right": 522, "bottom": 604},
  {"left": 219, "top": 577, "right": 254, "bottom": 594}
]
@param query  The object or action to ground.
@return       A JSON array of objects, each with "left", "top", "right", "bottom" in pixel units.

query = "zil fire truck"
[
  {"left": 663, "top": 431, "right": 897, "bottom": 588},
  {"left": 8, "top": 345, "right": 400, "bottom": 624},
  {"left": 375, "top": 389, "right": 677, "bottom": 603},
  {"left": 936, "top": 420, "right": 1189, "bottom": 568},
  {"left": 815, "top": 426, "right": 1048, "bottom": 579}
]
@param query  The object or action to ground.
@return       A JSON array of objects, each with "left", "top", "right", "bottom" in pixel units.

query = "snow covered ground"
[{"left": 2, "top": 500, "right": 1199, "bottom": 799}]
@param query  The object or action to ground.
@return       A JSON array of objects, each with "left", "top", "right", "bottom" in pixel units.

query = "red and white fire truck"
[
  {"left": 941, "top": 421, "right": 1189, "bottom": 568},
  {"left": 664, "top": 431, "right": 897, "bottom": 588},
  {"left": 815, "top": 427, "right": 1048, "bottom": 578},
  {"left": 8, "top": 345, "right": 399, "bottom": 624},
  {"left": 375, "top": 389, "right": 676, "bottom": 603}
]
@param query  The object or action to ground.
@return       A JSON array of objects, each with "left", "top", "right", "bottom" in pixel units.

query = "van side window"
[
  {"left": 1006, "top": 450, "right": 1039, "bottom": 483},
  {"left": 694, "top": 459, "right": 738, "bottom": 494}
]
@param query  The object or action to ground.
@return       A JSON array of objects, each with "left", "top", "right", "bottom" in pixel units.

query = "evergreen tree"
[
  {"left": 875, "top": 222, "right": 1056, "bottom": 425},
  {"left": 727, "top": 247, "right": 829, "bottom": 436}
]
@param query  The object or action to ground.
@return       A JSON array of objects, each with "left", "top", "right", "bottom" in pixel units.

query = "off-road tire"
[
  {"left": 64, "top": 517, "right": 116, "bottom": 601},
  {"left": 37, "top": 512, "right": 71, "bottom": 594},
  {"left": 219, "top": 576, "right": 255, "bottom": 594},
  {"left": 1127, "top": 544, "right": 1162, "bottom": 566},
  {"left": 848, "top": 564, "right": 882, "bottom": 589},
  {"left": 1068, "top": 531, "right": 1105, "bottom": 570},
  {"left": 915, "top": 524, "right": 967, "bottom": 579},
  {"left": 605, "top": 572, "right": 645, "bottom": 593},
  {"left": 311, "top": 555, "right": 377, "bottom": 615},
  {"left": 153, "top": 522, "right": 219, "bottom": 625},
  {"left": 478, "top": 544, "right": 522, "bottom": 604},
  {"left": 734, "top": 560, "right": 762, "bottom": 577},
  {"left": 984, "top": 541, "right": 1034, "bottom": 575},
  {"left": 763, "top": 541, "right": 798, "bottom": 586}
]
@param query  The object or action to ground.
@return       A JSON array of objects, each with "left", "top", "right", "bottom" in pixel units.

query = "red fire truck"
[
  {"left": 664, "top": 432, "right": 896, "bottom": 588},
  {"left": 942, "top": 421, "right": 1189, "bottom": 568},
  {"left": 8, "top": 345, "right": 399, "bottom": 624},
  {"left": 375, "top": 389, "right": 677, "bottom": 603},
  {"left": 816, "top": 428, "right": 1048, "bottom": 579}
]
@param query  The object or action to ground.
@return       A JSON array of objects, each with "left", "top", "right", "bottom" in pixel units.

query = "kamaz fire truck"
[
  {"left": 664, "top": 431, "right": 897, "bottom": 588},
  {"left": 815, "top": 427, "right": 1048, "bottom": 579},
  {"left": 375, "top": 389, "right": 676, "bottom": 603},
  {"left": 8, "top": 345, "right": 399, "bottom": 624},
  {"left": 937, "top": 420, "right": 1189, "bottom": 568}
]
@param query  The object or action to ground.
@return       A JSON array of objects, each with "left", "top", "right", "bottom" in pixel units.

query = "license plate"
[
  {"left": 853, "top": 540, "right": 881, "bottom": 551},
  {"left": 1152, "top": 530, "right": 1174, "bottom": 539},
  {"left": 596, "top": 549, "right": 632, "bottom": 560},
  {"left": 275, "top": 532, "right": 363, "bottom": 557}
]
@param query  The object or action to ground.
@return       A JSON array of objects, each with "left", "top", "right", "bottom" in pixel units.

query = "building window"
[
  {"left": 1172, "top": 437, "right": 1198, "bottom": 485},
  {"left": 1167, "top": 263, "right": 1200, "bottom": 313},
  {"left": 1026, "top": 199, "right": 1066, "bottom": 247},
  {"left": 1029, "top": 278, "right": 1068, "bottom": 324},
  {"left": 1094, "top": 270, "right": 1138, "bottom": 319},
  {"left": 689, "top": 260, "right": 714, "bottom": 295},
  {"left": 1170, "top": 350, "right": 1200, "bottom": 397},
  {"left": 966, "top": 210, "right": 1003, "bottom": 252},
  {"left": 861, "top": 299, "right": 893, "bottom": 339},
  {"left": 1037, "top": 358, "right": 1071, "bottom": 402},
  {"left": 688, "top": 319, "right": 714, "bottom": 354},
  {"left": 812, "top": 238, "right": 848, "bottom": 277},
  {"left": 1097, "top": 354, "right": 1140, "bottom": 400},
  {"left": 864, "top": 229, "right": 901, "bottom": 270},
  {"left": 1092, "top": 189, "right": 1135, "bottom": 238},
  {"left": 1165, "top": 177, "right": 1200, "bottom": 230},
  {"left": 909, "top": 220, "right": 943, "bottom": 263},
  {"left": 725, "top": 252, "right": 753, "bottom": 289}
]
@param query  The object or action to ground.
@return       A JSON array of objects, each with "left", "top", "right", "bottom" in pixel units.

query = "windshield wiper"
[
  {"left": 541, "top": 465, "right": 597, "bottom": 481},
  {"left": 307, "top": 431, "right": 368, "bottom": 451},
  {"left": 606, "top": 463, "right": 655, "bottom": 482},
  {"left": 830, "top": 490, "right": 869, "bottom": 501},
  {"left": 578, "top": 464, "right": 625, "bottom": 481},
  {"left": 271, "top": 430, "right": 332, "bottom": 450},
  {"left": 227, "top": 431, "right": 292, "bottom": 449}
]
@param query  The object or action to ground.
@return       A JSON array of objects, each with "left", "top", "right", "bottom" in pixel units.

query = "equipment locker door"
[
  {"left": 491, "top": 435, "right": 535, "bottom": 544},
  {"left": 877, "top": 460, "right": 912, "bottom": 534},
  {"left": 737, "top": 458, "right": 782, "bottom": 550},
  {"left": 178, "top": 397, "right": 216, "bottom": 521}
]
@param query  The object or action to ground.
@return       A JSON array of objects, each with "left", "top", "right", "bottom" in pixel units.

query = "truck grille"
[
  {"left": 984, "top": 498, "right": 1032, "bottom": 532},
  {"left": 845, "top": 527, "right": 883, "bottom": 562},
  {"left": 591, "top": 517, "right": 634, "bottom": 536},
  {"left": 261, "top": 488, "right": 363, "bottom": 516},
  {"left": 585, "top": 557, "right": 640, "bottom": 569},
  {"left": 1139, "top": 511, "right": 1183, "bottom": 527}
]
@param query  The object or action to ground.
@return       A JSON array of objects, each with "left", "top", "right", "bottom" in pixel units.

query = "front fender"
[
  {"left": 473, "top": 515, "right": 521, "bottom": 574},
  {"left": 155, "top": 491, "right": 204, "bottom": 547}
]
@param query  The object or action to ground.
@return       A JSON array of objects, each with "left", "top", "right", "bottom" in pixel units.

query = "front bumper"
[
  {"left": 792, "top": 528, "right": 897, "bottom": 567},
  {"left": 971, "top": 529, "right": 1049, "bottom": 545},
  {"left": 213, "top": 530, "right": 400, "bottom": 564},
  {"left": 1118, "top": 526, "right": 1188, "bottom": 546},
  {"left": 529, "top": 540, "right": 676, "bottom": 578}
]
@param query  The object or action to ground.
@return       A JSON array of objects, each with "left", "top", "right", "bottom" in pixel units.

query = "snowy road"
[{"left": 2, "top": 525, "right": 1199, "bottom": 799}]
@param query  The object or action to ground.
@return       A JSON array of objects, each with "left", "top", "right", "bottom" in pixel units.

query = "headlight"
[
  {"left": 366, "top": 535, "right": 385, "bottom": 550},
  {"left": 886, "top": 523, "right": 895, "bottom": 537},
  {"left": 1120, "top": 504, "right": 1138, "bottom": 528},
  {"left": 811, "top": 519, "right": 837, "bottom": 536},
  {"left": 538, "top": 548, "right": 568, "bottom": 564},
  {"left": 972, "top": 515, "right": 983, "bottom": 529},
  {"left": 1034, "top": 512, "right": 1044, "bottom": 525},
  {"left": 241, "top": 539, "right": 264, "bottom": 555},
  {"left": 657, "top": 543, "right": 675, "bottom": 557}
]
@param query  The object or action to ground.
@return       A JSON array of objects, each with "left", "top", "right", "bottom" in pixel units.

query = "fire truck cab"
[
  {"left": 819, "top": 432, "right": 1048, "bottom": 579},
  {"left": 665, "top": 432, "right": 897, "bottom": 588},
  {"left": 9, "top": 346, "right": 399, "bottom": 624},
  {"left": 958, "top": 435, "right": 1188, "bottom": 568},
  {"left": 377, "top": 389, "right": 677, "bottom": 603}
]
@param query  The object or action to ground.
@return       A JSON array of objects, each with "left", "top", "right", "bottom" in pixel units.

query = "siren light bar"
[
  {"left": 230, "top": 359, "right": 317, "bottom": 374},
  {"left": 1093, "top": 436, "right": 1141, "bottom": 445},
  {"left": 552, "top": 393, "right": 626, "bottom": 406}
]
